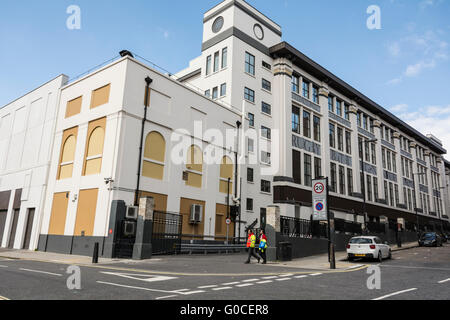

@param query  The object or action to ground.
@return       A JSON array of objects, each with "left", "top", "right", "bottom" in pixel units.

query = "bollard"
[
  {"left": 92, "top": 242, "right": 99, "bottom": 264},
  {"left": 330, "top": 243, "right": 336, "bottom": 270}
]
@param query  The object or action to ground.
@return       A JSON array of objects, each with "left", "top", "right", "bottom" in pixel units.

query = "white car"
[{"left": 346, "top": 236, "right": 392, "bottom": 262}]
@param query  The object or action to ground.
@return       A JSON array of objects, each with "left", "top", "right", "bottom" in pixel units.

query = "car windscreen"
[
  {"left": 349, "top": 238, "right": 373, "bottom": 244},
  {"left": 421, "top": 233, "right": 435, "bottom": 240}
]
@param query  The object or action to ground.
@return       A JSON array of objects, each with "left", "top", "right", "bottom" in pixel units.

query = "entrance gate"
[{"left": 152, "top": 211, "right": 183, "bottom": 255}]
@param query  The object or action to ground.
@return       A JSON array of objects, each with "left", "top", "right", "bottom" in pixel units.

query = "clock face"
[
  {"left": 212, "top": 16, "right": 224, "bottom": 33},
  {"left": 254, "top": 24, "right": 264, "bottom": 40}
]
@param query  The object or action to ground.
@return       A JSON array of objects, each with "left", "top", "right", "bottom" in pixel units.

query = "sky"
[{"left": 0, "top": 0, "right": 449, "bottom": 158}]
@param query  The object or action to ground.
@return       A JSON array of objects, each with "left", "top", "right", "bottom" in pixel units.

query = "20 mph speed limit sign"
[{"left": 312, "top": 178, "right": 328, "bottom": 221}]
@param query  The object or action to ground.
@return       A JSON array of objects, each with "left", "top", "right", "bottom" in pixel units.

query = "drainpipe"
[{"left": 134, "top": 76, "right": 153, "bottom": 207}]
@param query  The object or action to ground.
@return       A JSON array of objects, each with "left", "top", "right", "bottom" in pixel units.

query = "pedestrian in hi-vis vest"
[
  {"left": 245, "top": 229, "right": 261, "bottom": 264},
  {"left": 258, "top": 229, "right": 268, "bottom": 264}
]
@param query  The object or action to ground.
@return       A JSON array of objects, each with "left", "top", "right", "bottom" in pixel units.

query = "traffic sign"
[
  {"left": 312, "top": 178, "right": 328, "bottom": 221},
  {"left": 226, "top": 218, "right": 231, "bottom": 225}
]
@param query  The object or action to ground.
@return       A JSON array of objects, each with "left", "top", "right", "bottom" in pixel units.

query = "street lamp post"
[{"left": 360, "top": 138, "right": 377, "bottom": 235}]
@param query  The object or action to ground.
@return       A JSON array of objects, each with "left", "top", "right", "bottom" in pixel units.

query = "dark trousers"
[
  {"left": 246, "top": 247, "right": 260, "bottom": 262},
  {"left": 259, "top": 249, "right": 267, "bottom": 263}
]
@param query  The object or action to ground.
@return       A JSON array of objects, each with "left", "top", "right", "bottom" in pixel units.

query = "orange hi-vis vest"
[{"left": 247, "top": 234, "right": 256, "bottom": 248}]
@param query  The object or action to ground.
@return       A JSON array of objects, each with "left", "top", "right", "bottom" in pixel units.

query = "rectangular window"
[
  {"left": 387, "top": 150, "right": 392, "bottom": 171},
  {"left": 292, "top": 106, "right": 300, "bottom": 134},
  {"left": 220, "top": 83, "right": 226, "bottom": 96},
  {"left": 328, "top": 96, "right": 334, "bottom": 112},
  {"left": 248, "top": 113, "right": 255, "bottom": 127},
  {"left": 389, "top": 182, "right": 395, "bottom": 206},
  {"left": 262, "top": 61, "right": 271, "bottom": 70},
  {"left": 371, "top": 143, "right": 376, "bottom": 165},
  {"left": 313, "top": 116, "right": 321, "bottom": 142},
  {"left": 244, "top": 87, "right": 255, "bottom": 103},
  {"left": 384, "top": 181, "right": 389, "bottom": 203},
  {"left": 336, "top": 100, "right": 342, "bottom": 116},
  {"left": 363, "top": 115, "right": 368, "bottom": 130},
  {"left": 245, "top": 52, "right": 255, "bottom": 75},
  {"left": 382, "top": 148, "right": 386, "bottom": 169},
  {"left": 303, "top": 111, "right": 311, "bottom": 138},
  {"left": 345, "top": 131, "right": 352, "bottom": 155},
  {"left": 261, "top": 180, "right": 271, "bottom": 193},
  {"left": 261, "top": 126, "right": 271, "bottom": 140},
  {"left": 292, "top": 75, "right": 299, "bottom": 93},
  {"left": 213, "top": 51, "right": 219, "bottom": 72},
  {"left": 370, "top": 119, "right": 374, "bottom": 134},
  {"left": 337, "top": 127, "right": 344, "bottom": 151},
  {"left": 90, "top": 84, "right": 111, "bottom": 109},
  {"left": 302, "top": 80, "right": 310, "bottom": 99},
  {"left": 221, "top": 47, "right": 227, "bottom": 68},
  {"left": 212, "top": 87, "right": 218, "bottom": 99},
  {"left": 394, "top": 185, "right": 399, "bottom": 206},
  {"left": 293, "top": 150, "right": 301, "bottom": 184},
  {"left": 261, "top": 151, "right": 271, "bottom": 165},
  {"left": 206, "top": 55, "right": 211, "bottom": 75},
  {"left": 312, "top": 86, "right": 319, "bottom": 104},
  {"left": 248, "top": 138, "right": 254, "bottom": 153},
  {"left": 392, "top": 153, "right": 397, "bottom": 173},
  {"left": 339, "top": 165, "right": 346, "bottom": 195},
  {"left": 262, "top": 102, "right": 271, "bottom": 115},
  {"left": 204, "top": 90, "right": 210, "bottom": 98},
  {"left": 329, "top": 123, "right": 336, "bottom": 148},
  {"left": 314, "top": 157, "right": 322, "bottom": 179},
  {"left": 357, "top": 112, "right": 361, "bottom": 127},
  {"left": 373, "top": 177, "right": 379, "bottom": 201},
  {"left": 347, "top": 168, "right": 354, "bottom": 196},
  {"left": 344, "top": 104, "right": 350, "bottom": 120},
  {"left": 364, "top": 140, "right": 370, "bottom": 162},
  {"left": 304, "top": 154, "right": 312, "bottom": 187},
  {"left": 262, "top": 79, "right": 271, "bottom": 92},
  {"left": 330, "top": 163, "right": 337, "bottom": 193},
  {"left": 247, "top": 168, "right": 254, "bottom": 183},
  {"left": 367, "top": 175, "right": 372, "bottom": 202},
  {"left": 246, "top": 198, "right": 253, "bottom": 211},
  {"left": 358, "top": 137, "right": 363, "bottom": 160}
]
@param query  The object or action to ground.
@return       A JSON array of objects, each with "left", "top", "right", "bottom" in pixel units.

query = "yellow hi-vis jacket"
[{"left": 247, "top": 234, "right": 256, "bottom": 248}]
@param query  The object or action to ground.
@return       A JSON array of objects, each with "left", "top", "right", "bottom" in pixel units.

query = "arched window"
[
  {"left": 219, "top": 156, "right": 233, "bottom": 194},
  {"left": 185, "top": 145, "right": 203, "bottom": 188},
  {"left": 142, "top": 131, "right": 166, "bottom": 180},
  {"left": 58, "top": 134, "right": 76, "bottom": 180},
  {"left": 84, "top": 126, "right": 105, "bottom": 175}
]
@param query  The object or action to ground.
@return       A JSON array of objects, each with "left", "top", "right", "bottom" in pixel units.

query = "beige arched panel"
[
  {"left": 219, "top": 156, "right": 233, "bottom": 194},
  {"left": 144, "top": 132, "right": 166, "bottom": 162},
  {"left": 59, "top": 135, "right": 76, "bottom": 180},
  {"left": 143, "top": 131, "right": 166, "bottom": 180},
  {"left": 86, "top": 127, "right": 105, "bottom": 157}
]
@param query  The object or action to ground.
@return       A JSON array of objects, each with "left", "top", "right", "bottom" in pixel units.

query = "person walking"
[
  {"left": 258, "top": 229, "right": 268, "bottom": 264},
  {"left": 245, "top": 229, "right": 260, "bottom": 264}
]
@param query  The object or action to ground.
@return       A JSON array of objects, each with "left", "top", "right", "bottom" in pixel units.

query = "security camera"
[{"left": 104, "top": 177, "right": 114, "bottom": 184}]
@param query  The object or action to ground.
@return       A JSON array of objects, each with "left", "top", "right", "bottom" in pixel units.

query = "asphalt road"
[{"left": 0, "top": 245, "right": 449, "bottom": 301}]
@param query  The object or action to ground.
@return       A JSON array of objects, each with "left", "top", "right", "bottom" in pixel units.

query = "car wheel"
[
  {"left": 348, "top": 256, "right": 353, "bottom": 262},
  {"left": 388, "top": 250, "right": 392, "bottom": 260},
  {"left": 378, "top": 251, "right": 383, "bottom": 263}
]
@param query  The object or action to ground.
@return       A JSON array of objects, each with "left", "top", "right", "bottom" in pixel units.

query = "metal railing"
[
  {"left": 334, "top": 219, "right": 362, "bottom": 235},
  {"left": 280, "top": 216, "right": 328, "bottom": 239}
]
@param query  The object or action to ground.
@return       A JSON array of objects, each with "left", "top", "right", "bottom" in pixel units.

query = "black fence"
[
  {"left": 152, "top": 211, "right": 183, "bottom": 255},
  {"left": 367, "top": 221, "right": 386, "bottom": 234},
  {"left": 334, "top": 218, "right": 362, "bottom": 235},
  {"left": 280, "top": 216, "right": 328, "bottom": 239}
]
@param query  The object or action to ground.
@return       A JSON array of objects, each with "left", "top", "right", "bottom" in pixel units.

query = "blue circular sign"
[{"left": 315, "top": 202, "right": 324, "bottom": 211}]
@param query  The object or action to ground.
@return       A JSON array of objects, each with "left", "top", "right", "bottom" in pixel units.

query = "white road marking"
[
  {"left": 372, "top": 288, "right": 417, "bottom": 300},
  {"left": 0, "top": 295, "right": 10, "bottom": 300},
  {"left": 381, "top": 265, "right": 450, "bottom": 271},
  {"left": 256, "top": 280, "right": 273, "bottom": 284},
  {"left": 276, "top": 278, "right": 291, "bottom": 281},
  {"left": 0, "top": 265, "right": 8, "bottom": 268},
  {"left": 294, "top": 275, "right": 308, "bottom": 279},
  {"left": 279, "top": 274, "right": 294, "bottom": 277},
  {"left": 347, "top": 264, "right": 364, "bottom": 270},
  {"left": 101, "top": 272, "right": 177, "bottom": 283},
  {"left": 262, "top": 276, "right": 278, "bottom": 280},
  {"left": 438, "top": 278, "right": 450, "bottom": 284},
  {"left": 212, "top": 287, "right": 232, "bottom": 291},
  {"left": 242, "top": 279, "right": 260, "bottom": 283},
  {"left": 236, "top": 283, "right": 254, "bottom": 287},
  {"left": 182, "top": 290, "right": 205, "bottom": 295},
  {"left": 155, "top": 295, "right": 178, "bottom": 300},
  {"left": 19, "top": 268, "right": 62, "bottom": 277},
  {"left": 97, "top": 281, "right": 178, "bottom": 294},
  {"left": 221, "top": 282, "right": 240, "bottom": 286},
  {"left": 309, "top": 273, "right": 323, "bottom": 276},
  {"left": 173, "top": 289, "right": 190, "bottom": 293},
  {"left": 198, "top": 285, "right": 218, "bottom": 289}
]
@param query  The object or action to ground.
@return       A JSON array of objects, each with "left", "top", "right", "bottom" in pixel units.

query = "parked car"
[
  {"left": 347, "top": 236, "right": 391, "bottom": 263},
  {"left": 418, "top": 232, "right": 443, "bottom": 247}
]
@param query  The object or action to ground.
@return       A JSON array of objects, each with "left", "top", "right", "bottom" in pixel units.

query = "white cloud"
[
  {"left": 404, "top": 60, "right": 436, "bottom": 77},
  {"left": 397, "top": 105, "right": 450, "bottom": 159},
  {"left": 386, "top": 77, "right": 402, "bottom": 86},
  {"left": 390, "top": 104, "right": 409, "bottom": 113},
  {"left": 388, "top": 42, "right": 401, "bottom": 57}
]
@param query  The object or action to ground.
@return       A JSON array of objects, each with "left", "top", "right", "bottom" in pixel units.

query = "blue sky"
[{"left": 1, "top": 0, "right": 449, "bottom": 156}]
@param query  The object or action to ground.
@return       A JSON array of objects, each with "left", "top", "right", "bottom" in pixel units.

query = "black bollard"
[{"left": 92, "top": 242, "right": 99, "bottom": 264}]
